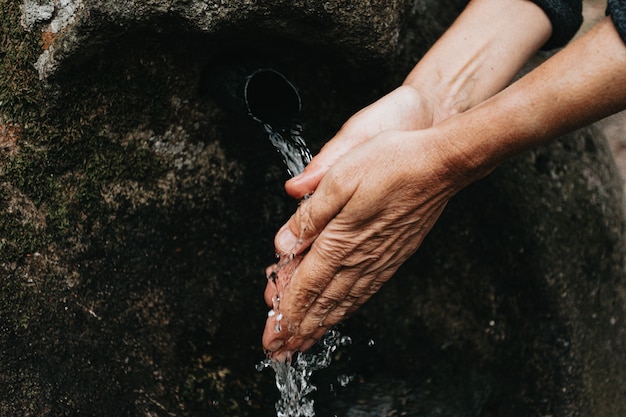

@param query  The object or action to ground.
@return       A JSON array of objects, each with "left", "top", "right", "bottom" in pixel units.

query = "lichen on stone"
[
  {"left": 20, "top": 0, "right": 84, "bottom": 78},
  {"left": 21, "top": 0, "right": 83, "bottom": 33}
]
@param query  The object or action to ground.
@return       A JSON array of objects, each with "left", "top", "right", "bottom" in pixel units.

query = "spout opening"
[{"left": 244, "top": 69, "right": 301, "bottom": 128}]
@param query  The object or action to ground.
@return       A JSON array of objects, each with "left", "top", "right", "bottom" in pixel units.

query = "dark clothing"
[
  {"left": 529, "top": 0, "right": 583, "bottom": 49},
  {"left": 608, "top": 0, "right": 626, "bottom": 45},
  {"left": 527, "top": 0, "right": 626, "bottom": 48}
]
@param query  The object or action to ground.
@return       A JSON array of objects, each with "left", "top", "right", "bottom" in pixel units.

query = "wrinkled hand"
[
  {"left": 262, "top": 128, "right": 466, "bottom": 358},
  {"left": 284, "top": 85, "right": 442, "bottom": 199}
]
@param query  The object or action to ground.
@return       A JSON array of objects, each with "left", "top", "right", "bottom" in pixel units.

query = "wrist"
[
  {"left": 403, "top": 0, "right": 551, "bottom": 123},
  {"left": 429, "top": 15, "right": 626, "bottom": 187},
  {"left": 427, "top": 119, "right": 500, "bottom": 191},
  {"left": 426, "top": 93, "right": 523, "bottom": 188}
]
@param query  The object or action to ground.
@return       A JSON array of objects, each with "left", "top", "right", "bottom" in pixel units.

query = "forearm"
[
  {"left": 437, "top": 16, "right": 626, "bottom": 183},
  {"left": 404, "top": 0, "right": 552, "bottom": 123}
]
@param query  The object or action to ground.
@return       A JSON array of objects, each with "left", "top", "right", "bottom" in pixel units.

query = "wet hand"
[
  {"left": 262, "top": 129, "right": 465, "bottom": 357},
  {"left": 284, "top": 85, "right": 439, "bottom": 199}
]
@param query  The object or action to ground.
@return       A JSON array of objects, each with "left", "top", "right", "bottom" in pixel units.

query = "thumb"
[
  {"left": 275, "top": 223, "right": 302, "bottom": 255},
  {"left": 275, "top": 180, "right": 347, "bottom": 255},
  {"left": 284, "top": 126, "right": 359, "bottom": 199},
  {"left": 284, "top": 161, "right": 325, "bottom": 199}
]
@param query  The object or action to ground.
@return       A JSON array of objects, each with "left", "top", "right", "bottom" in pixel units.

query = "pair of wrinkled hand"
[{"left": 261, "top": 86, "right": 460, "bottom": 360}]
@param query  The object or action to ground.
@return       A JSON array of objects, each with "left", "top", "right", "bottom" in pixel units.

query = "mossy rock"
[{"left": 1, "top": 0, "right": 625, "bottom": 416}]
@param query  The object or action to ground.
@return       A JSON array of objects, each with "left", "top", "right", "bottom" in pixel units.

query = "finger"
[
  {"left": 291, "top": 220, "right": 412, "bottom": 340},
  {"left": 295, "top": 272, "right": 377, "bottom": 338},
  {"left": 262, "top": 264, "right": 338, "bottom": 354},
  {"left": 270, "top": 349, "right": 294, "bottom": 363},
  {"left": 295, "top": 270, "right": 354, "bottom": 335},
  {"left": 264, "top": 281, "right": 277, "bottom": 307},
  {"left": 284, "top": 158, "right": 326, "bottom": 199},
  {"left": 336, "top": 205, "right": 448, "bottom": 315},
  {"left": 264, "top": 264, "right": 278, "bottom": 306},
  {"left": 278, "top": 325, "right": 328, "bottom": 354},
  {"left": 275, "top": 176, "right": 354, "bottom": 255},
  {"left": 299, "top": 338, "right": 318, "bottom": 352},
  {"left": 262, "top": 311, "right": 292, "bottom": 352},
  {"left": 280, "top": 240, "right": 343, "bottom": 311},
  {"left": 263, "top": 267, "right": 284, "bottom": 308},
  {"left": 284, "top": 118, "right": 367, "bottom": 199},
  {"left": 331, "top": 274, "right": 390, "bottom": 321},
  {"left": 271, "top": 247, "right": 347, "bottom": 349}
]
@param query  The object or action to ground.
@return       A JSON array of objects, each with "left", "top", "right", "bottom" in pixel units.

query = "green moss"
[
  {"left": 0, "top": 0, "right": 57, "bottom": 260},
  {"left": 0, "top": 0, "right": 46, "bottom": 121},
  {"left": 0, "top": 0, "right": 171, "bottom": 264},
  {"left": 1, "top": 143, "right": 66, "bottom": 250},
  {"left": 0, "top": 218, "right": 41, "bottom": 265}
]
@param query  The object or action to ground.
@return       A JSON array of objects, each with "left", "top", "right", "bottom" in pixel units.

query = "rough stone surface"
[
  {"left": 19, "top": 0, "right": 463, "bottom": 82},
  {"left": 1, "top": 0, "right": 625, "bottom": 416}
]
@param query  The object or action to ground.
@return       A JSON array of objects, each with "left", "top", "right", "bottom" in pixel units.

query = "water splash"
[{"left": 257, "top": 329, "right": 352, "bottom": 417}]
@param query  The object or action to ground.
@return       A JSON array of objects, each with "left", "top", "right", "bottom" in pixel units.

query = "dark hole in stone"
[{"left": 245, "top": 69, "right": 301, "bottom": 128}]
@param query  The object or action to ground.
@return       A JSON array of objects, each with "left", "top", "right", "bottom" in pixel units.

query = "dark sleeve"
[
  {"left": 529, "top": 0, "right": 583, "bottom": 49},
  {"left": 607, "top": 0, "right": 626, "bottom": 45}
]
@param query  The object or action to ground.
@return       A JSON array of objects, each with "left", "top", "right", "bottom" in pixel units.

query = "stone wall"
[{"left": 1, "top": 0, "right": 625, "bottom": 416}]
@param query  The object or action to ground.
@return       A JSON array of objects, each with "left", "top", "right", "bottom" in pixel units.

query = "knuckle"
[
  {"left": 295, "top": 201, "right": 319, "bottom": 241},
  {"left": 294, "top": 288, "right": 321, "bottom": 309},
  {"left": 309, "top": 295, "right": 337, "bottom": 316},
  {"left": 342, "top": 292, "right": 360, "bottom": 306}
]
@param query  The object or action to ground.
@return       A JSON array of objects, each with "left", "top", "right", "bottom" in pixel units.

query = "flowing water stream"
[
  {"left": 256, "top": 120, "right": 352, "bottom": 417},
  {"left": 263, "top": 123, "right": 312, "bottom": 178}
]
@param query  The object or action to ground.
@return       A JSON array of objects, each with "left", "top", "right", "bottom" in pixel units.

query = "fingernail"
[
  {"left": 273, "top": 350, "right": 293, "bottom": 363},
  {"left": 268, "top": 340, "right": 284, "bottom": 351},
  {"left": 277, "top": 227, "right": 298, "bottom": 252}
]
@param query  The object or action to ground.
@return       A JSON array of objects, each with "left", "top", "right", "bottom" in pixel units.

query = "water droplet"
[
  {"left": 337, "top": 374, "right": 353, "bottom": 387},
  {"left": 367, "top": 339, "right": 375, "bottom": 347},
  {"left": 256, "top": 358, "right": 272, "bottom": 372}
]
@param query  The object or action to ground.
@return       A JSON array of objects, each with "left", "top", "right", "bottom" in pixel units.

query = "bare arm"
[
  {"left": 404, "top": 0, "right": 553, "bottom": 122},
  {"left": 262, "top": 2, "right": 626, "bottom": 357},
  {"left": 284, "top": 0, "right": 552, "bottom": 198},
  {"left": 439, "top": 16, "right": 626, "bottom": 183}
]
